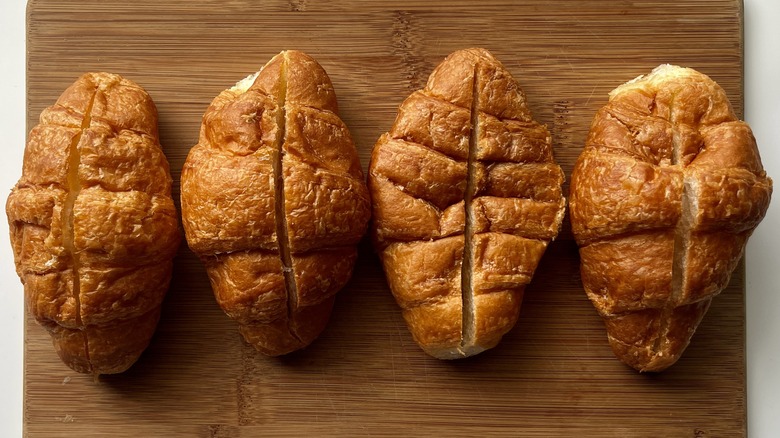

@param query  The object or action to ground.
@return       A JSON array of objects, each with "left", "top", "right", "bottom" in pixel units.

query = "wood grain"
[{"left": 24, "top": 0, "right": 746, "bottom": 436}]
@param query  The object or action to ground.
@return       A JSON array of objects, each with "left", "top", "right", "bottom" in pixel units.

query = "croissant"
[
  {"left": 570, "top": 65, "right": 772, "bottom": 372},
  {"left": 369, "top": 49, "right": 566, "bottom": 359},
  {"left": 181, "top": 51, "right": 370, "bottom": 356},
  {"left": 6, "top": 72, "right": 180, "bottom": 374}
]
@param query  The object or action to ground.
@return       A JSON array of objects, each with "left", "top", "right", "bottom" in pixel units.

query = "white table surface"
[{"left": 1, "top": 1, "right": 778, "bottom": 436}]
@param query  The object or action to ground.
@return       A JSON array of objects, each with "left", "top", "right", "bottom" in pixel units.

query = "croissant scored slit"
[
  {"left": 460, "top": 64, "right": 480, "bottom": 353},
  {"left": 59, "top": 86, "right": 97, "bottom": 371},
  {"left": 270, "top": 55, "right": 303, "bottom": 344}
]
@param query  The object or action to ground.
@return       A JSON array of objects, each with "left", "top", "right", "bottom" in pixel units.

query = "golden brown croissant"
[
  {"left": 570, "top": 65, "right": 772, "bottom": 372},
  {"left": 369, "top": 49, "right": 565, "bottom": 359},
  {"left": 181, "top": 50, "right": 370, "bottom": 356},
  {"left": 6, "top": 72, "right": 180, "bottom": 374}
]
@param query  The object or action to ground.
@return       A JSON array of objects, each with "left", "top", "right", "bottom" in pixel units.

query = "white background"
[{"left": 1, "top": 0, "right": 778, "bottom": 436}]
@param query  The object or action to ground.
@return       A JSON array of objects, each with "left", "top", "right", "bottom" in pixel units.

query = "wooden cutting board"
[{"left": 24, "top": 0, "right": 747, "bottom": 436}]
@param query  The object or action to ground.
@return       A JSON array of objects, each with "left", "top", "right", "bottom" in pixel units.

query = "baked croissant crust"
[
  {"left": 6, "top": 72, "right": 180, "bottom": 374},
  {"left": 369, "top": 48, "right": 566, "bottom": 359},
  {"left": 181, "top": 51, "right": 370, "bottom": 356},
  {"left": 570, "top": 65, "right": 772, "bottom": 372}
]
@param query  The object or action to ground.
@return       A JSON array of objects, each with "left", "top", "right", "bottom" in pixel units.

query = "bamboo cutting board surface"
[{"left": 24, "top": 0, "right": 747, "bottom": 436}]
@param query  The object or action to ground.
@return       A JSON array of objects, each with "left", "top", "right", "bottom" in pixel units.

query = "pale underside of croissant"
[
  {"left": 570, "top": 65, "right": 772, "bottom": 372},
  {"left": 181, "top": 51, "right": 370, "bottom": 356},
  {"left": 369, "top": 48, "right": 566, "bottom": 359},
  {"left": 6, "top": 72, "right": 180, "bottom": 374}
]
